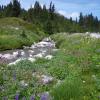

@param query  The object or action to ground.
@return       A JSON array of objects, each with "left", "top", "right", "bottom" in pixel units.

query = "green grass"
[
  {"left": 0, "top": 17, "right": 46, "bottom": 51},
  {"left": 51, "top": 75, "right": 83, "bottom": 100},
  {"left": 0, "top": 33, "right": 100, "bottom": 99},
  {"left": 51, "top": 33, "right": 100, "bottom": 100}
]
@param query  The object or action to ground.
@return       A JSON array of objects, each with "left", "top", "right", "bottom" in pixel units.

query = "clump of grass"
[{"left": 51, "top": 75, "right": 83, "bottom": 100}]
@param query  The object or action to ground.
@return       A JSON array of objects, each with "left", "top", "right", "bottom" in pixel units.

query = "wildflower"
[
  {"left": 15, "top": 93, "right": 19, "bottom": 100},
  {"left": 20, "top": 80, "right": 28, "bottom": 88},
  {"left": 83, "top": 80, "right": 86, "bottom": 83},
  {"left": 40, "top": 92, "right": 49, "bottom": 100},
  {"left": 30, "top": 96, "right": 35, "bottom": 100}
]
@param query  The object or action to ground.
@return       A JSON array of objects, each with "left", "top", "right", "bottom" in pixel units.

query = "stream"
[{"left": 0, "top": 37, "right": 57, "bottom": 65}]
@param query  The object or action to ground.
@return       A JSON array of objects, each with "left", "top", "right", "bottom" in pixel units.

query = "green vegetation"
[
  {"left": 51, "top": 75, "right": 83, "bottom": 100},
  {"left": 0, "top": 17, "right": 45, "bottom": 50},
  {"left": 0, "top": 0, "right": 100, "bottom": 50},
  {"left": 0, "top": 33, "right": 100, "bottom": 99},
  {"left": 51, "top": 33, "right": 100, "bottom": 100},
  {"left": 1, "top": 0, "right": 99, "bottom": 35},
  {"left": 0, "top": 0, "right": 100, "bottom": 99}
]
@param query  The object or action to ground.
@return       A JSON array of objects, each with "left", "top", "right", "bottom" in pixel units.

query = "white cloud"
[{"left": 58, "top": 10, "right": 79, "bottom": 20}]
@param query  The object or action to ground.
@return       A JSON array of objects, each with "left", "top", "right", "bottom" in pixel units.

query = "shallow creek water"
[{"left": 0, "top": 38, "right": 57, "bottom": 64}]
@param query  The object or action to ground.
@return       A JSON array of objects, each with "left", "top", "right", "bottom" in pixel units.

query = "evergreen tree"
[
  {"left": 49, "top": 2, "right": 55, "bottom": 20},
  {"left": 42, "top": 4, "right": 48, "bottom": 22},
  {"left": 27, "top": 7, "right": 34, "bottom": 22},
  {"left": 12, "top": 0, "right": 21, "bottom": 17},
  {"left": 44, "top": 20, "right": 54, "bottom": 35},
  {"left": 20, "top": 9, "right": 28, "bottom": 20},
  {"left": 49, "top": 1, "right": 52, "bottom": 12},
  {"left": 0, "top": 5, "right": 2, "bottom": 11},
  {"left": 0, "top": 5, "right": 4, "bottom": 18},
  {"left": 5, "top": 2, "right": 13, "bottom": 17},
  {"left": 33, "top": 1, "right": 42, "bottom": 18},
  {"left": 70, "top": 17, "right": 73, "bottom": 23},
  {"left": 43, "top": 5, "right": 46, "bottom": 11},
  {"left": 0, "top": 5, "right": 2, "bottom": 18},
  {"left": 79, "top": 12, "right": 84, "bottom": 26},
  {"left": 0, "top": 0, "right": 99, "bottom": 33},
  {"left": 75, "top": 18, "right": 78, "bottom": 24}
]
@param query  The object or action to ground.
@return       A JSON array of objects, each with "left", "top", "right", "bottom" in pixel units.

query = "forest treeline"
[{"left": 0, "top": 0, "right": 100, "bottom": 34}]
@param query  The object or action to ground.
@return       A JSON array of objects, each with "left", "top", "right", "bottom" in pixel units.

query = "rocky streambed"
[{"left": 0, "top": 37, "right": 58, "bottom": 65}]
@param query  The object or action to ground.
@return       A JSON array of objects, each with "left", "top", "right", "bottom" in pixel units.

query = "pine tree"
[
  {"left": 12, "top": 0, "right": 21, "bottom": 17},
  {"left": 33, "top": 1, "right": 42, "bottom": 18},
  {"left": 79, "top": 12, "right": 84, "bottom": 26},
  {"left": 0, "top": 5, "right": 2, "bottom": 18},
  {"left": 94, "top": 16, "right": 99, "bottom": 32},
  {"left": 5, "top": 2, "right": 13, "bottom": 17},
  {"left": 70, "top": 17, "right": 73, "bottom": 23},
  {"left": 43, "top": 5, "right": 46, "bottom": 11},
  {"left": 49, "top": 2, "right": 55, "bottom": 20},
  {"left": 27, "top": 7, "right": 34, "bottom": 22},
  {"left": 42, "top": 4, "right": 48, "bottom": 22},
  {"left": 75, "top": 18, "right": 78, "bottom": 24},
  {"left": 0, "top": 5, "right": 2, "bottom": 11},
  {"left": 20, "top": 9, "right": 27, "bottom": 20},
  {"left": 49, "top": 1, "right": 52, "bottom": 13},
  {"left": 44, "top": 20, "right": 54, "bottom": 35}
]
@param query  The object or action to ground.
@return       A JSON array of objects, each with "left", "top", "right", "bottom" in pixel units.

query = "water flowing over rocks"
[
  {"left": 90, "top": 33, "right": 100, "bottom": 38},
  {"left": 0, "top": 37, "right": 57, "bottom": 65},
  {"left": 85, "top": 32, "right": 100, "bottom": 38}
]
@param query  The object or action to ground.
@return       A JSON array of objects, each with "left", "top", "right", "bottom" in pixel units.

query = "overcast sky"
[{"left": 0, "top": 0, "right": 100, "bottom": 20}]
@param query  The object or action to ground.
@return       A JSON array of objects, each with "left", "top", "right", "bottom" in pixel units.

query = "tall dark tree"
[
  {"left": 75, "top": 18, "right": 78, "bottom": 24},
  {"left": 12, "top": 0, "right": 21, "bottom": 17},
  {"left": 33, "top": 1, "right": 42, "bottom": 18},
  {"left": 70, "top": 17, "right": 73, "bottom": 23},
  {"left": 27, "top": 7, "right": 34, "bottom": 22},
  {"left": 49, "top": 1, "right": 52, "bottom": 13},
  {"left": 43, "top": 5, "right": 46, "bottom": 11},
  {"left": 49, "top": 2, "right": 55, "bottom": 20},
  {"left": 79, "top": 12, "right": 84, "bottom": 26},
  {"left": 42, "top": 4, "right": 48, "bottom": 22},
  {"left": 0, "top": 5, "right": 2, "bottom": 11},
  {"left": 5, "top": 2, "right": 13, "bottom": 17},
  {"left": 20, "top": 9, "right": 28, "bottom": 20},
  {"left": 0, "top": 5, "right": 2, "bottom": 18},
  {"left": 44, "top": 20, "right": 54, "bottom": 35}
]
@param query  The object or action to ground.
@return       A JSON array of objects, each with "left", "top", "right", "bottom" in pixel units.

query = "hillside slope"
[
  {"left": 0, "top": 17, "right": 45, "bottom": 51},
  {"left": 0, "top": 33, "right": 100, "bottom": 99}
]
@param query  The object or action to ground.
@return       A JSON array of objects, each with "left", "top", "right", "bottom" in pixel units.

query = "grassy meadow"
[
  {"left": 0, "top": 17, "right": 45, "bottom": 51},
  {"left": 0, "top": 33, "right": 100, "bottom": 100}
]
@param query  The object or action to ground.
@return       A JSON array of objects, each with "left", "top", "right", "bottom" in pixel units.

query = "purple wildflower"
[
  {"left": 40, "top": 93, "right": 49, "bottom": 100},
  {"left": 30, "top": 96, "right": 35, "bottom": 100},
  {"left": 15, "top": 93, "right": 19, "bottom": 100}
]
